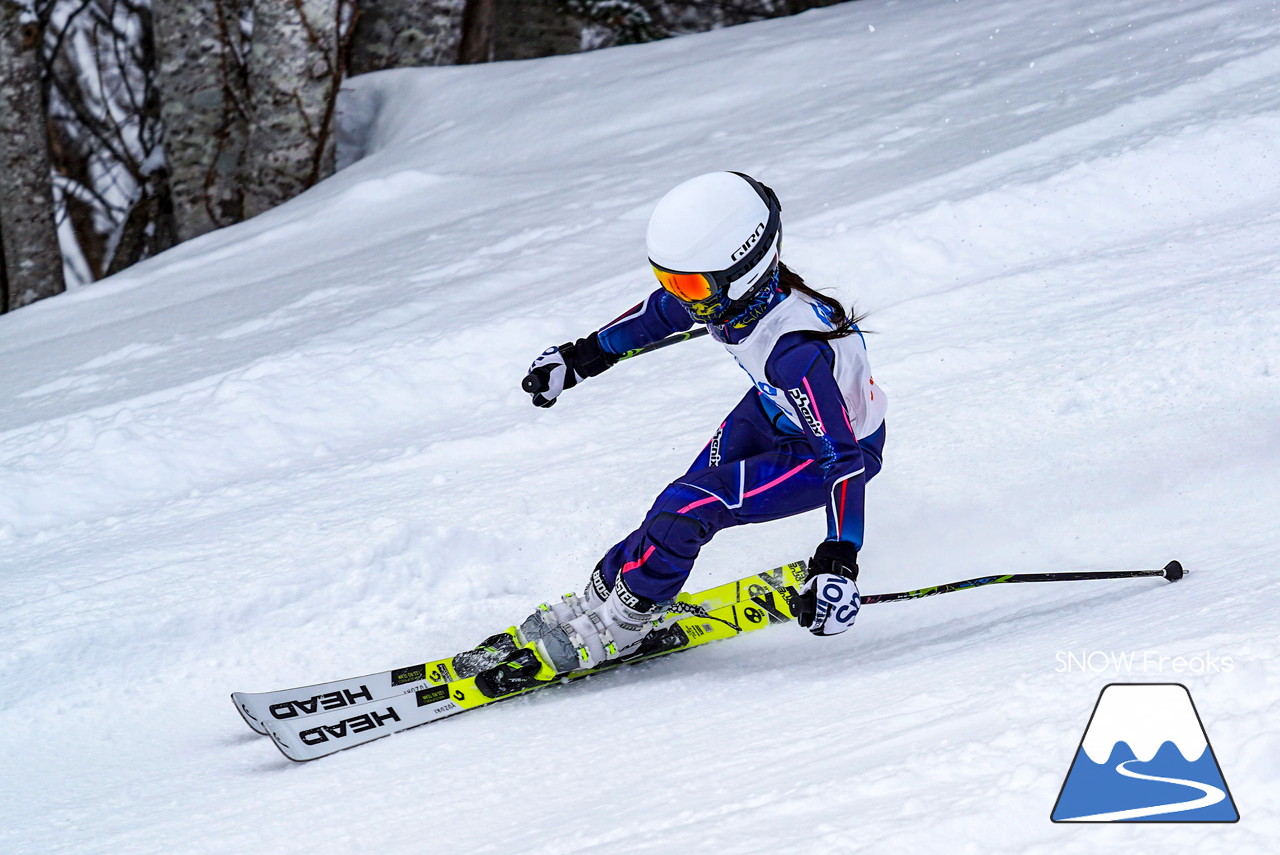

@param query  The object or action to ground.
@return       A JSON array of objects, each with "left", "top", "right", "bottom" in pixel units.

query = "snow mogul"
[{"left": 519, "top": 171, "right": 887, "bottom": 675}]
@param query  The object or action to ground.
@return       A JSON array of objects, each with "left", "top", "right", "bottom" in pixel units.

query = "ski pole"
[
  {"left": 522, "top": 327, "right": 710, "bottom": 394},
  {"left": 615, "top": 327, "right": 710, "bottom": 361},
  {"left": 860, "top": 561, "right": 1185, "bottom": 605}
]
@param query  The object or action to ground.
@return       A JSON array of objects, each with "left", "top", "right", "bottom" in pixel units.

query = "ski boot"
[{"left": 470, "top": 590, "right": 595, "bottom": 699}]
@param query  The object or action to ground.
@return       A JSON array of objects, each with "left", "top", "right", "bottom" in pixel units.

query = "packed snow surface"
[{"left": 3, "top": 0, "right": 1279, "bottom": 851}]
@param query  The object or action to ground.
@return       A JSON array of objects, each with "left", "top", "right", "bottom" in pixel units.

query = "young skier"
[{"left": 519, "top": 171, "right": 887, "bottom": 675}]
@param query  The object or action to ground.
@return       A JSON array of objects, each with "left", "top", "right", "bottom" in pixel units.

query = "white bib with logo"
[{"left": 719, "top": 293, "right": 886, "bottom": 439}]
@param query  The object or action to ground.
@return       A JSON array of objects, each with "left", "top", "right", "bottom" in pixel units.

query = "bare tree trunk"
[
  {"left": 152, "top": 0, "right": 251, "bottom": 241},
  {"left": 0, "top": 1, "right": 65, "bottom": 312},
  {"left": 492, "top": 0, "right": 579, "bottom": 60},
  {"left": 0, "top": 218, "right": 8, "bottom": 312},
  {"left": 458, "top": 0, "right": 498, "bottom": 64},
  {"left": 459, "top": 0, "right": 579, "bottom": 64},
  {"left": 239, "top": 0, "right": 341, "bottom": 219},
  {"left": 46, "top": 115, "right": 109, "bottom": 277},
  {"left": 106, "top": 195, "right": 167, "bottom": 276},
  {"left": 106, "top": 0, "right": 180, "bottom": 271},
  {"left": 348, "top": 0, "right": 466, "bottom": 74},
  {"left": 786, "top": 0, "right": 848, "bottom": 14}
]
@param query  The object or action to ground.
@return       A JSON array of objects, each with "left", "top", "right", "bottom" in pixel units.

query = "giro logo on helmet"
[{"left": 731, "top": 223, "right": 766, "bottom": 262}]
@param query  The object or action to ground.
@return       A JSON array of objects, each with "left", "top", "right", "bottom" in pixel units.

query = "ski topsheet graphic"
[{"left": 1051, "top": 683, "right": 1239, "bottom": 822}]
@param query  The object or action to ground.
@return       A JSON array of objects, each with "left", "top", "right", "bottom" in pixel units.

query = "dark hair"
[{"left": 777, "top": 262, "right": 868, "bottom": 340}]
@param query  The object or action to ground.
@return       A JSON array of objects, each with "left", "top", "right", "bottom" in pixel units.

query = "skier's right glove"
[
  {"left": 522, "top": 331, "right": 617, "bottom": 408},
  {"left": 796, "top": 541, "right": 861, "bottom": 636}
]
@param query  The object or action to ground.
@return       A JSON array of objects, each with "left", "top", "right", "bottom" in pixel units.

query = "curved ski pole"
[
  {"left": 615, "top": 326, "right": 709, "bottom": 362},
  {"left": 859, "top": 561, "right": 1185, "bottom": 605}
]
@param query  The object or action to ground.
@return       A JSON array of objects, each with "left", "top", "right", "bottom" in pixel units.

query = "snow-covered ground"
[{"left": 3, "top": 0, "right": 1279, "bottom": 850}]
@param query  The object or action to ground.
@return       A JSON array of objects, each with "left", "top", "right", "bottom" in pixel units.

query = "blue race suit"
[{"left": 594, "top": 285, "right": 887, "bottom": 603}]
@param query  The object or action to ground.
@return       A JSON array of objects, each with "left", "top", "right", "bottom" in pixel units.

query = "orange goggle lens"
[{"left": 652, "top": 267, "right": 715, "bottom": 302}]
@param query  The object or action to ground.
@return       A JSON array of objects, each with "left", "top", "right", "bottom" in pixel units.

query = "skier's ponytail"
[{"left": 777, "top": 262, "right": 868, "bottom": 340}]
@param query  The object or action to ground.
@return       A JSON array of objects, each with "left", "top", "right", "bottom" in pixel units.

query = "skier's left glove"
[
  {"left": 522, "top": 332, "right": 617, "bottom": 408},
  {"left": 796, "top": 540, "right": 861, "bottom": 636}
]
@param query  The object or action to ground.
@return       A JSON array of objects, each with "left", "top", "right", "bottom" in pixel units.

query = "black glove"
[
  {"left": 522, "top": 332, "right": 618, "bottom": 408},
  {"left": 795, "top": 541, "right": 861, "bottom": 636}
]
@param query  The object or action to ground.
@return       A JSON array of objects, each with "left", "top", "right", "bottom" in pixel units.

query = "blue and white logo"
[{"left": 1051, "top": 683, "right": 1239, "bottom": 823}]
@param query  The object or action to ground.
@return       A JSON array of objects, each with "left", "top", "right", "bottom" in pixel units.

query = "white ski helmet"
[{"left": 646, "top": 171, "right": 782, "bottom": 323}]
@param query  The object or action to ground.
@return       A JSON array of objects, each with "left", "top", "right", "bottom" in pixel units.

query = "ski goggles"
[
  {"left": 651, "top": 267, "right": 718, "bottom": 302},
  {"left": 651, "top": 226, "right": 779, "bottom": 306}
]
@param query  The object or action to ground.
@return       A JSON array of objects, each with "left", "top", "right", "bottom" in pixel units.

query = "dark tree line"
[
  {"left": 0, "top": 0, "right": 849, "bottom": 314},
  {"left": 1, "top": 0, "right": 64, "bottom": 311}
]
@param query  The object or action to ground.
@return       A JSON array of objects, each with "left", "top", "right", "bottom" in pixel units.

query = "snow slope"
[{"left": 3, "top": 0, "right": 1279, "bottom": 851}]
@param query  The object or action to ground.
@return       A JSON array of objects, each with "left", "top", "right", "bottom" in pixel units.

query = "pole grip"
[{"left": 522, "top": 366, "right": 554, "bottom": 394}]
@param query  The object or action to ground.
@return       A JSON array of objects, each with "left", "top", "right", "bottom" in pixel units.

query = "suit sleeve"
[
  {"left": 766, "top": 333, "right": 869, "bottom": 548},
  {"left": 595, "top": 288, "right": 695, "bottom": 356}
]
